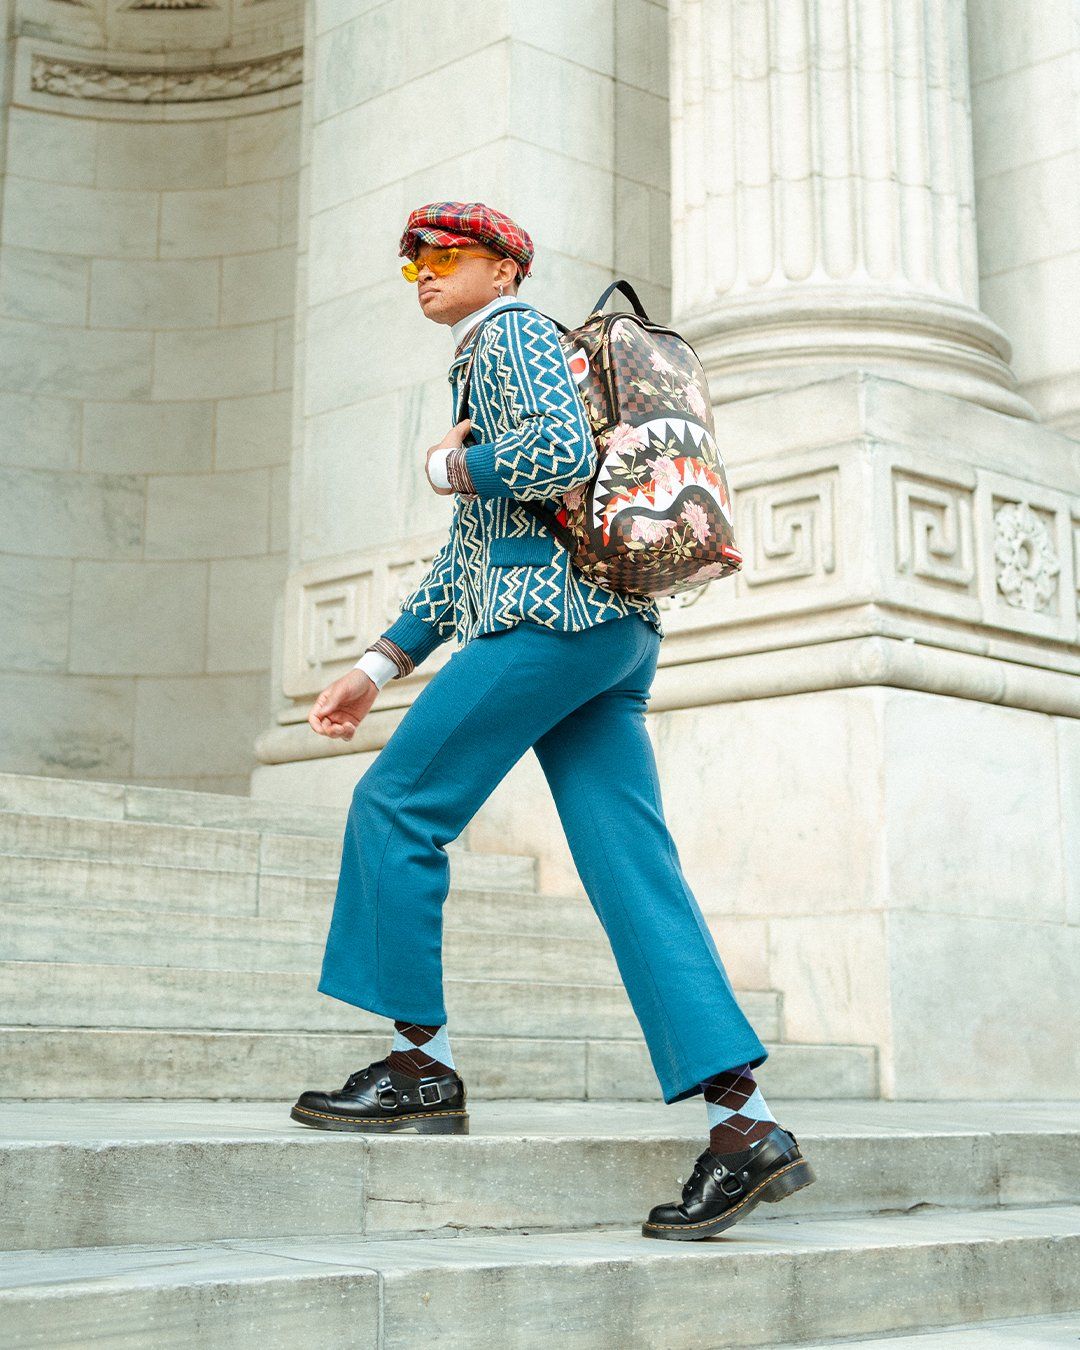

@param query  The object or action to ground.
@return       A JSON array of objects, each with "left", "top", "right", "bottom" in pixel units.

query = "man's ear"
[{"left": 496, "top": 255, "right": 519, "bottom": 291}]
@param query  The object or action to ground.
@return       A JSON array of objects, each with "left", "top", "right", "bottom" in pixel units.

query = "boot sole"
[
  {"left": 640, "top": 1157, "right": 816, "bottom": 1241},
  {"left": 289, "top": 1104, "right": 469, "bottom": 1135}
]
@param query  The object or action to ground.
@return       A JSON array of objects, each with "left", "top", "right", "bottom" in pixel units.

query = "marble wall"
[{"left": 0, "top": 11, "right": 301, "bottom": 790}]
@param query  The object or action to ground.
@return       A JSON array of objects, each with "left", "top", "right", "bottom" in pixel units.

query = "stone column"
[
  {"left": 967, "top": 0, "right": 1080, "bottom": 435},
  {"left": 668, "top": 0, "right": 1033, "bottom": 417}
]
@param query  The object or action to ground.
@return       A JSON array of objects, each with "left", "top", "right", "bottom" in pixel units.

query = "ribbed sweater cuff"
[
  {"left": 461, "top": 440, "right": 515, "bottom": 498},
  {"left": 379, "top": 609, "right": 448, "bottom": 669}
]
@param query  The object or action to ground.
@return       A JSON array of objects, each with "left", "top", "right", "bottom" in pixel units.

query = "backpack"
[{"left": 456, "top": 280, "right": 742, "bottom": 598}]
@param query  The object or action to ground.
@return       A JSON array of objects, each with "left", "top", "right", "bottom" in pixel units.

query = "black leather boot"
[
  {"left": 290, "top": 1057, "right": 468, "bottom": 1134},
  {"left": 641, "top": 1123, "right": 815, "bottom": 1239}
]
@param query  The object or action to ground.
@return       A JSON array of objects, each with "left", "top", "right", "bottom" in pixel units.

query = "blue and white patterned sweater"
[{"left": 377, "top": 299, "right": 665, "bottom": 675}]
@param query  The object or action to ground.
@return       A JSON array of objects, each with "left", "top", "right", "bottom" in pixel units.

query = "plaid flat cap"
[{"left": 399, "top": 201, "right": 534, "bottom": 281}]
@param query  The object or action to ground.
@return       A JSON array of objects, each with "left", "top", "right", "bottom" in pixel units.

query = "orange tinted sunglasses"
[{"left": 401, "top": 247, "right": 507, "bottom": 282}]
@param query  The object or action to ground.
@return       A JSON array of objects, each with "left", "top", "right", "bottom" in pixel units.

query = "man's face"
[{"left": 412, "top": 242, "right": 519, "bottom": 326}]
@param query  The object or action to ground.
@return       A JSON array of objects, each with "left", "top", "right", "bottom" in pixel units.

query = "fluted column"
[{"left": 668, "top": 0, "right": 1034, "bottom": 418}]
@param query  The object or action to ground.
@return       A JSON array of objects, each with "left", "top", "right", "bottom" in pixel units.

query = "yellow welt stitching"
[{"left": 292, "top": 1106, "right": 467, "bottom": 1124}]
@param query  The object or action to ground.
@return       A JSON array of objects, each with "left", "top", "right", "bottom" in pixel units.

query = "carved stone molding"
[
  {"left": 282, "top": 536, "right": 450, "bottom": 701},
  {"left": 657, "top": 584, "right": 710, "bottom": 612},
  {"left": 993, "top": 501, "right": 1061, "bottom": 615},
  {"left": 126, "top": 0, "right": 216, "bottom": 9},
  {"left": 387, "top": 555, "right": 442, "bottom": 625},
  {"left": 1074, "top": 518, "right": 1080, "bottom": 618},
  {"left": 29, "top": 46, "right": 302, "bottom": 103},
  {"left": 303, "top": 575, "right": 372, "bottom": 673},
  {"left": 894, "top": 472, "right": 976, "bottom": 593},
  {"left": 737, "top": 469, "right": 838, "bottom": 587}
]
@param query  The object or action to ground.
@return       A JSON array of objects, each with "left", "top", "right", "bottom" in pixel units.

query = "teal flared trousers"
[{"left": 317, "top": 611, "right": 768, "bottom": 1104}]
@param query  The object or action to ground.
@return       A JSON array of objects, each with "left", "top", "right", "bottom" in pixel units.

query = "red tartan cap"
[{"left": 399, "top": 201, "right": 534, "bottom": 281}]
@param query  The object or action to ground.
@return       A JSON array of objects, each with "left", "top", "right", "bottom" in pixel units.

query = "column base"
[{"left": 676, "top": 288, "right": 1037, "bottom": 420}]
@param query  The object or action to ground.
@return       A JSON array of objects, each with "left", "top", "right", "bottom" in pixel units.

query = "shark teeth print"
[
  {"left": 636, "top": 414, "right": 712, "bottom": 450},
  {"left": 592, "top": 417, "right": 724, "bottom": 533},
  {"left": 598, "top": 456, "right": 734, "bottom": 543}
]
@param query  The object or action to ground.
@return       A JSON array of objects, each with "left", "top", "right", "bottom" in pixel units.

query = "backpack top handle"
[{"left": 588, "top": 279, "right": 651, "bottom": 322}]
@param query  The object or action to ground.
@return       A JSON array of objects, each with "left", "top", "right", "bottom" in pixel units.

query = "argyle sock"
[
  {"left": 384, "top": 1020, "right": 455, "bottom": 1079},
  {"left": 702, "top": 1062, "right": 777, "bottom": 1155}
]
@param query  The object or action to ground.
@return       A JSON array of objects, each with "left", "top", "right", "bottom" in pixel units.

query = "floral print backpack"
[{"left": 517, "top": 280, "right": 742, "bottom": 598}]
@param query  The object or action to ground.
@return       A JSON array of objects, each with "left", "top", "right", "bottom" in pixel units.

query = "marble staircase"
[
  {"left": 1, "top": 772, "right": 1077, "bottom": 1347},
  {"left": 0, "top": 1098, "right": 1077, "bottom": 1347},
  {"left": 0, "top": 770, "right": 876, "bottom": 1102}
]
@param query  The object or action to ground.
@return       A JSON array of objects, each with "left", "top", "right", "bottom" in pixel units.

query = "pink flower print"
[
  {"left": 682, "top": 380, "right": 708, "bottom": 420},
  {"left": 631, "top": 516, "right": 677, "bottom": 544},
  {"left": 562, "top": 486, "right": 585, "bottom": 511},
  {"left": 649, "top": 348, "right": 677, "bottom": 376},
  {"left": 647, "top": 455, "right": 682, "bottom": 495},
  {"left": 682, "top": 500, "right": 711, "bottom": 544},
  {"left": 605, "top": 422, "right": 646, "bottom": 457},
  {"left": 692, "top": 559, "right": 728, "bottom": 580}
]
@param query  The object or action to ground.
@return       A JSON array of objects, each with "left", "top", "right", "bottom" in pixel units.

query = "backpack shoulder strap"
[{"left": 451, "top": 300, "right": 585, "bottom": 555}]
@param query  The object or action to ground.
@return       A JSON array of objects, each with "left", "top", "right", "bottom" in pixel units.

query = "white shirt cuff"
[
  {"left": 353, "top": 648, "right": 398, "bottom": 688},
  {"left": 427, "top": 447, "right": 452, "bottom": 490}
]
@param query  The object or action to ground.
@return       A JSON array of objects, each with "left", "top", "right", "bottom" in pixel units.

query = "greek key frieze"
[
  {"left": 738, "top": 470, "right": 837, "bottom": 586},
  {"left": 893, "top": 472, "right": 976, "bottom": 591},
  {"left": 300, "top": 574, "right": 373, "bottom": 671}
]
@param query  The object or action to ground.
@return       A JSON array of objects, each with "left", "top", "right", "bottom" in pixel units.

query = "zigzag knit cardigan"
[{"left": 362, "top": 300, "right": 664, "bottom": 683}]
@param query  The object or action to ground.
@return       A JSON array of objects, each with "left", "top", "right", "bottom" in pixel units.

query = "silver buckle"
[{"left": 418, "top": 1081, "right": 442, "bottom": 1105}]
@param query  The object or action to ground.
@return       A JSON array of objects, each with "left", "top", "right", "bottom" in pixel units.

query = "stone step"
[
  {"left": 0, "top": 1027, "right": 874, "bottom": 1101},
  {"left": 780, "top": 1313, "right": 1080, "bottom": 1348},
  {"left": 265, "top": 878, "right": 596, "bottom": 935},
  {"left": 0, "top": 1099, "right": 1073, "bottom": 1251},
  {"left": 0, "top": 770, "right": 343, "bottom": 838},
  {"left": 0, "top": 873, "right": 596, "bottom": 937},
  {"left": 0, "top": 901, "right": 622, "bottom": 985},
  {"left": 0, "top": 812, "right": 538, "bottom": 911},
  {"left": 0, "top": 1204, "right": 1076, "bottom": 1348},
  {"left": 0, "top": 960, "right": 781, "bottom": 1040}
]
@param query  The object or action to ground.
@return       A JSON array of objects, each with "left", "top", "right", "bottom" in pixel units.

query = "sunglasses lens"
[{"left": 403, "top": 249, "right": 457, "bottom": 281}]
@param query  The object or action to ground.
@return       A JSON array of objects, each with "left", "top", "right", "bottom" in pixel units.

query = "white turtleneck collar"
[{"left": 450, "top": 293, "right": 524, "bottom": 349}]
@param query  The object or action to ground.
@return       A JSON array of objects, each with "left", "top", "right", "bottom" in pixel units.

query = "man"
[{"left": 291, "top": 200, "right": 815, "bottom": 1240}]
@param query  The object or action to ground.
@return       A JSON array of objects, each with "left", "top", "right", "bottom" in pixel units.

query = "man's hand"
[
  {"left": 308, "top": 670, "right": 379, "bottom": 741},
  {"left": 426, "top": 418, "right": 472, "bottom": 496}
]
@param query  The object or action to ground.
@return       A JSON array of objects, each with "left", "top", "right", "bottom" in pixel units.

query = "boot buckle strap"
[
  {"left": 418, "top": 1081, "right": 443, "bottom": 1105},
  {"left": 712, "top": 1163, "right": 747, "bottom": 1196}
]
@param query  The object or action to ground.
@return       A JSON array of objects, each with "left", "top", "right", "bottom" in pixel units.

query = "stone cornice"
[{"left": 253, "top": 632, "right": 1080, "bottom": 765}]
